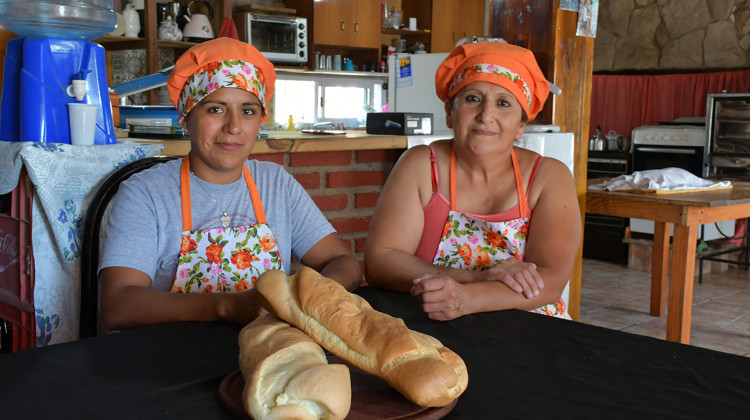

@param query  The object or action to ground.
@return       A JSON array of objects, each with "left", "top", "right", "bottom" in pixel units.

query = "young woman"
[{"left": 99, "top": 38, "right": 360, "bottom": 331}]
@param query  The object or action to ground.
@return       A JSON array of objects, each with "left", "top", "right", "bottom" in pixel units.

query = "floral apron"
[
  {"left": 171, "top": 158, "right": 282, "bottom": 293},
  {"left": 432, "top": 148, "right": 570, "bottom": 319}
]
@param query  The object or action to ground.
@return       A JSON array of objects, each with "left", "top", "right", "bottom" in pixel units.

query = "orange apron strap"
[
  {"left": 243, "top": 165, "right": 267, "bottom": 224},
  {"left": 449, "top": 147, "right": 457, "bottom": 212},
  {"left": 511, "top": 149, "right": 529, "bottom": 218},
  {"left": 179, "top": 156, "right": 192, "bottom": 232}
]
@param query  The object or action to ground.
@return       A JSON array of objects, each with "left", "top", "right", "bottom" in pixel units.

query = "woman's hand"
[
  {"left": 482, "top": 258, "right": 543, "bottom": 299},
  {"left": 410, "top": 274, "right": 471, "bottom": 321}
]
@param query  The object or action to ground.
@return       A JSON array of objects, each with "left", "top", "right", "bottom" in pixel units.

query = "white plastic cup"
[
  {"left": 67, "top": 103, "right": 99, "bottom": 145},
  {"left": 66, "top": 80, "right": 87, "bottom": 101}
]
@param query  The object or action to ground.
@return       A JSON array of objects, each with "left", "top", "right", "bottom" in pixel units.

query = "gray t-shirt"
[{"left": 99, "top": 158, "right": 335, "bottom": 290}]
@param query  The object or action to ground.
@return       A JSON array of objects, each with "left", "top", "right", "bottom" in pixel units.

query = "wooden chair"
[
  {"left": 0, "top": 167, "right": 35, "bottom": 352},
  {"left": 79, "top": 156, "right": 177, "bottom": 339}
]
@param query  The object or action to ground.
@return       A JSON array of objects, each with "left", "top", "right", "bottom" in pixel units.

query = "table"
[
  {"left": 586, "top": 181, "right": 750, "bottom": 343},
  {"left": 2, "top": 287, "right": 749, "bottom": 419}
]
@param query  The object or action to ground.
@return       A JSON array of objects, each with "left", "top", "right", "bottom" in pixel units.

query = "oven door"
[{"left": 631, "top": 145, "right": 706, "bottom": 177}]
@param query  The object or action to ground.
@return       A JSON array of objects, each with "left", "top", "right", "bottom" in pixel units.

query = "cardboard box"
[{"left": 366, "top": 112, "right": 433, "bottom": 135}]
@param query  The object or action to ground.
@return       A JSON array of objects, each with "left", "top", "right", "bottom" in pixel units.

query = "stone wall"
[{"left": 594, "top": 0, "right": 750, "bottom": 72}]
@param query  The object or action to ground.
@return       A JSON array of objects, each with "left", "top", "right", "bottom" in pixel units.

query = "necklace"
[{"left": 190, "top": 171, "right": 243, "bottom": 228}]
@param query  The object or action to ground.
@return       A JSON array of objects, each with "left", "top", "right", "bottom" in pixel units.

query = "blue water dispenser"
[{"left": 0, "top": 0, "right": 117, "bottom": 144}]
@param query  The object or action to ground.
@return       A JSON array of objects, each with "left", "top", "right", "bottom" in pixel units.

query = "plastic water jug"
[{"left": 0, "top": 1, "right": 116, "bottom": 41}]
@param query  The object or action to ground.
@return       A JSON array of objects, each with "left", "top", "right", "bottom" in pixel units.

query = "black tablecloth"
[{"left": 2, "top": 287, "right": 750, "bottom": 419}]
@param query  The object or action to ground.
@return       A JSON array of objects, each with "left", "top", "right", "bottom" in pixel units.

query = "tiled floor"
[{"left": 579, "top": 258, "right": 750, "bottom": 357}]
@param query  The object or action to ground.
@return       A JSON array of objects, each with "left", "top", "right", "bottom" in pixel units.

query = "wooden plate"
[{"left": 219, "top": 355, "right": 458, "bottom": 420}]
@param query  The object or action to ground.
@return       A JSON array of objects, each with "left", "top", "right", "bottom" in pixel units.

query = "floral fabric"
[
  {"left": 171, "top": 223, "right": 281, "bottom": 293},
  {"left": 171, "top": 160, "right": 281, "bottom": 293},
  {"left": 177, "top": 59, "right": 267, "bottom": 123},
  {"left": 448, "top": 63, "right": 532, "bottom": 110},
  {"left": 431, "top": 147, "right": 570, "bottom": 320},
  {"left": 0, "top": 141, "right": 165, "bottom": 345},
  {"left": 432, "top": 211, "right": 570, "bottom": 319}
]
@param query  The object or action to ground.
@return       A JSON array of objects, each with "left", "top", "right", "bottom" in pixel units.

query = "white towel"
[{"left": 589, "top": 167, "right": 732, "bottom": 192}]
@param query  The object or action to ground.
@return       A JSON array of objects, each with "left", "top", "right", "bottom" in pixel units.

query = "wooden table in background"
[{"left": 585, "top": 180, "right": 750, "bottom": 344}]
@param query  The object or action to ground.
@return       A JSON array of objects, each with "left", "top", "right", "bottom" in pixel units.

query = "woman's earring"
[{"left": 256, "top": 133, "right": 261, "bottom": 139}]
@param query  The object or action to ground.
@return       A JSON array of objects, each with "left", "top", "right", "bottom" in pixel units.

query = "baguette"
[
  {"left": 255, "top": 267, "right": 468, "bottom": 408},
  {"left": 238, "top": 314, "right": 351, "bottom": 420}
]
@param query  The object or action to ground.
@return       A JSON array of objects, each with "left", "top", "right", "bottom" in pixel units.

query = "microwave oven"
[{"left": 233, "top": 13, "right": 307, "bottom": 66}]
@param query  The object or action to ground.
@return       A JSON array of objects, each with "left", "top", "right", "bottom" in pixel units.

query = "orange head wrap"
[
  {"left": 435, "top": 42, "right": 549, "bottom": 120},
  {"left": 167, "top": 37, "right": 276, "bottom": 124}
]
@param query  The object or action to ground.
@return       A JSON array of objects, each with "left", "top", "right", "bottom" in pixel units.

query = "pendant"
[{"left": 220, "top": 213, "right": 231, "bottom": 228}]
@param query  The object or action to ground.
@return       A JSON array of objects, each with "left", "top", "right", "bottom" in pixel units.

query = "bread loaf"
[
  {"left": 255, "top": 267, "right": 468, "bottom": 408},
  {"left": 238, "top": 314, "right": 351, "bottom": 420}
]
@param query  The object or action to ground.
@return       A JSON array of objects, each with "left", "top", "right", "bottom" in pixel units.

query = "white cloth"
[
  {"left": 0, "top": 141, "right": 165, "bottom": 346},
  {"left": 589, "top": 167, "right": 732, "bottom": 192}
]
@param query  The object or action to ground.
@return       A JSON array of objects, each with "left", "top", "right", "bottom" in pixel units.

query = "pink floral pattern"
[
  {"left": 432, "top": 211, "right": 570, "bottom": 319},
  {"left": 171, "top": 223, "right": 281, "bottom": 293},
  {"left": 177, "top": 59, "right": 267, "bottom": 123}
]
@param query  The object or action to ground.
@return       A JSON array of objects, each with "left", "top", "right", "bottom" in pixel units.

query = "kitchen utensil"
[
  {"left": 182, "top": 0, "right": 214, "bottom": 42},
  {"left": 617, "top": 135, "right": 630, "bottom": 152},
  {"left": 343, "top": 58, "right": 354, "bottom": 71},
  {"left": 166, "top": 1, "right": 184, "bottom": 29},
  {"left": 158, "top": 15, "right": 182, "bottom": 41},
  {"left": 605, "top": 130, "right": 619, "bottom": 150},
  {"left": 109, "top": 12, "right": 125, "bottom": 36},
  {"left": 122, "top": 1, "right": 140, "bottom": 37},
  {"left": 393, "top": 38, "right": 406, "bottom": 53},
  {"left": 67, "top": 103, "right": 99, "bottom": 145}
]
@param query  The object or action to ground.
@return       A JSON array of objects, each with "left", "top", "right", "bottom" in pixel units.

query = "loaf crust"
[
  {"left": 255, "top": 267, "right": 468, "bottom": 407},
  {"left": 238, "top": 314, "right": 351, "bottom": 420}
]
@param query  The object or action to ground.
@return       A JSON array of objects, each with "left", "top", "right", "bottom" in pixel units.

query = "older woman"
[
  {"left": 99, "top": 38, "right": 360, "bottom": 331},
  {"left": 365, "top": 42, "right": 580, "bottom": 320}
]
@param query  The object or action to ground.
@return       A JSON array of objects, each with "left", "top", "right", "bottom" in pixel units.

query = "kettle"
[{"left": 182, "top": 0, "right": 214, "bottom": 41}]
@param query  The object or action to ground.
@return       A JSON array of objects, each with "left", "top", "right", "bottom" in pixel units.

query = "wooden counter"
[{"left": 126, "top": 131, "right": 408, "bottom": 156}]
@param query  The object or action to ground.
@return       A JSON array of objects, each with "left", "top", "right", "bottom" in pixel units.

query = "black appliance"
[{"left": 583, "top": 150, "right": 631, "bottom": 265}]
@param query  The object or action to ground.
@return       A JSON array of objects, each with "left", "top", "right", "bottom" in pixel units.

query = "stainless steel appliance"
[
  {"left": 630, "top": 124, "right": 733, "bottom": 240},
  {"left": 706, "top": 92, "right": 750, "bottom": 179},
  {"left": 233, "top": 13, "right": 307, "bottom": 65}
]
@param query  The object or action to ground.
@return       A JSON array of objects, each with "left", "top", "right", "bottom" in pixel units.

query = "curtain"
[{"left": 590, "top": 69, "right": 750, "bottom": 139}]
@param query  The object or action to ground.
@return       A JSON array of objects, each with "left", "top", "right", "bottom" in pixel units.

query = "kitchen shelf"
[
  {"left": 94, "top": 35, "right": 199, "bottom": 50},
  {"left": 381, "top": 28, "right": 430, "bottom": 37},
  {"left": 233, "top": 4, "right": 297, "bottom": 15}
]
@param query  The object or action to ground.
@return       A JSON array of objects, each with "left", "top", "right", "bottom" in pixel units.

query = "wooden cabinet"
[
  {"left": 430, "top": 0, "right": 485, "bottom": 52},
  {"left": 382, "top": 0, "right": 485, "bottom": 54},
  {"left": 312, "top": 0, "right": 380, "bottom": 49},
  {"left": 96, "top": 0, "right": 231, "bottom": 104}
]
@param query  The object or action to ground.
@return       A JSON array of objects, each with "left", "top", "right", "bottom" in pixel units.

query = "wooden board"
[{"left": 219, "top": 354, "right": 458, "bottom": 420}]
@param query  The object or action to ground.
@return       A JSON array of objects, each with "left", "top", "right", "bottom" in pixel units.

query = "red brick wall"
[{"left": 249, "top": 149, "right": 404, "bottom": 274}]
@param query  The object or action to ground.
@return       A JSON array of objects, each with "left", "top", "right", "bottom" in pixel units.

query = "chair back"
[
  {"left": 0, "top": 167, "right": 35, "bottom": 352},
  {"left": 79, "top": 156, "right": 177, "bottom": 339}
]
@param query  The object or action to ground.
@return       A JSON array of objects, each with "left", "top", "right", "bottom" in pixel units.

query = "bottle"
[{"left": 287, "top": 115, "right": 295, "bottom": 131}]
